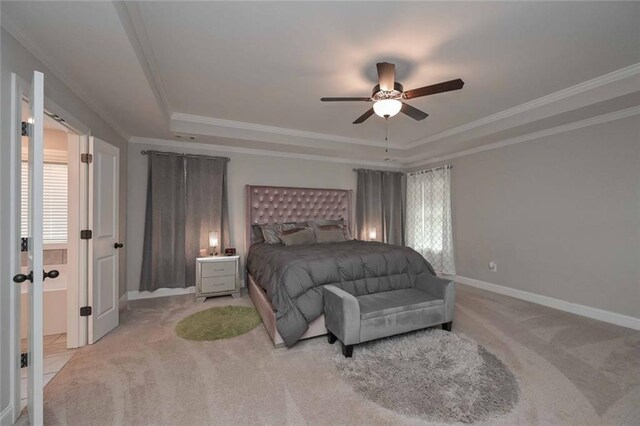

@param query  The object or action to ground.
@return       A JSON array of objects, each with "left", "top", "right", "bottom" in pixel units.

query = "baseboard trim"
[
  {"left": 127, "top": 286, "right": 196, "bottom": 301},
  {"left": 118, "top": 293, "right": 127, "bottom": 311},
  {"left": 455, "top": 275, "right": 640, "bottom": 331},
  {"left": 0, "top": 404, "right": 14, "bottom": 426}
]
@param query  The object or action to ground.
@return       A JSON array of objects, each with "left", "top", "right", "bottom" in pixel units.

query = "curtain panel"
[
  {"left": 140, "top": 153, "right": 187, "bottom": 291},
  {"left": 184, "top": 156, "right": 230, "bottom": 286},
  {"left": 355, "top": 169, "right": 405, "bottom": 245},
  {"left": 406, "top": 165, "right": 456, "bottom": 275},
  {"left": 140, "top": 151, "right": 230, "bottom": 291}
]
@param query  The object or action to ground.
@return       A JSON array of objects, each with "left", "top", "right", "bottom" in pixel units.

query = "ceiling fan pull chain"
[{"left": 385, "top": 117, "right": 389, "bottom": 153}]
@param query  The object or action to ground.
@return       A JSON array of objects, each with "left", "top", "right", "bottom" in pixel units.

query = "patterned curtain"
[{"left": 406, "top": 165, "right": 456, "bottom": 275}]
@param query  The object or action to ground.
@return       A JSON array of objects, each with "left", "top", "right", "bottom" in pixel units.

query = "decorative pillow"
[
  {"left": 280, "top": 228, "right": 315, "bottom": 246},
  {"left": 260, "top": 223, "right": 292, "bottom": 244},
  {"left": 280, "top": 227, "right": 305, "bottom": 236},
  {"left": 251, "top": 224, "right": 265, "bottom": 243},
  {"left": 315, "top": 228, "right": 346, "bottom": 243},
  {"left": 260, "top": 222, "right": 308, "bottom": 244},
  {"left": 317, "top": 224, "right": 341, "bottom": 231},
  {"left": 310, "top": 219, "right": 352, "bottom": 240}
]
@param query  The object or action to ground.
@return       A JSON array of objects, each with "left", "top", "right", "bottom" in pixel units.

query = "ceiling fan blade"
[
  {"left": 353, "top": 108, "right": 374, "bottom": 124},
  {"left": 320, "top": 97, "right": 371, "bottom": 102},
  {"left": 376, "top": 62, "right": 395, "bottom": 91},
  {"left": 402, "top": 78, "right": 464, "bottom": 100},
  {"left": 401, "top": 103, "right": 429, "bottom": 121}
]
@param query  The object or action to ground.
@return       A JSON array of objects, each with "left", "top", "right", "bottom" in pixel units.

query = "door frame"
[
  {"left": 43, "top": 98, "right": 92, "bottom": 349},
  {"left": 7, "top": 73, "right": 92, "bottom": 423},
  {"left": 8, "top": 72, "right": 25, "bottom": 426}
]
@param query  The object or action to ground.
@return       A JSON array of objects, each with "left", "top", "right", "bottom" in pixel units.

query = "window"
[{"left": 21, "top": 161, "right": 68, "bottom": 244}]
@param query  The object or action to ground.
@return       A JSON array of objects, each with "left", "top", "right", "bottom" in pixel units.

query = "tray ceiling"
[{"left": 2, "top": 1, "right": 639, "bottom": 166}]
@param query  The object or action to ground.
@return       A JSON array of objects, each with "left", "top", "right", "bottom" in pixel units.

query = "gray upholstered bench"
[{"left": 323, "top": 276, "right": 455, "bottom": 357}]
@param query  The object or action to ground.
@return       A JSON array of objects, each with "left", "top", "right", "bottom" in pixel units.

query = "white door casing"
[
  {"left": 27, "top": 70, "right": 45, "bottom": 426},
  {"left": 88, "top": 137, "right": 120, "bottom": 344},
  {"left": 8, "top": 73, "right": 24, "bottom": 425}
]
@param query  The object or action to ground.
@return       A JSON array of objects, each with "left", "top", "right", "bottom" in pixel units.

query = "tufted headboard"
[{"left": 245, "top": 185, "right": 353, "bottom": 251}]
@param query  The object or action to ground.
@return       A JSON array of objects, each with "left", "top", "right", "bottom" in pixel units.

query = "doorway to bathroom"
[{"left": 17, "top": 100, "right": 82, "bottom": 411}]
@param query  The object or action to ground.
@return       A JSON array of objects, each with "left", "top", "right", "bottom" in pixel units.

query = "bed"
[
  {"left": 245, "top": 185, "right": 437, "bottom": 348},
  {"left": 246, "top": 185, "right": 352, "bottom": 347}
]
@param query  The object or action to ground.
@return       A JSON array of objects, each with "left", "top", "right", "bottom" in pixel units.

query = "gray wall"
[
  {"left": 1, "top": 27, "right": 128, "bottom": 418},
  {"left": 126, "top": 142, "right": 392, "bottom": 292},
  {"left": 127, "top": 116, "right": 640, "bottom": 321},
  {"left": 421, "top": 115, "right": 640, "bottom": 318}
]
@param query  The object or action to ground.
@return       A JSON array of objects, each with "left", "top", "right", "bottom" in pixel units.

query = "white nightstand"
[{"left": 195, "top": 255, "right": 240, "bottom": 302}]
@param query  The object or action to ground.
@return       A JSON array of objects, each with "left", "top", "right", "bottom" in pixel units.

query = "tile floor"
[{"left": 20, "top": 333, "right": 76, "bottom": 411}]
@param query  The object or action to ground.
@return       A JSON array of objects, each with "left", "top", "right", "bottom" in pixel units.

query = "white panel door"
[
  {"left": 17, "top": 70, "right": 48, "bottom": 425},
  {"left": 88, "top": 137, "right": 120, "bottom": 344}
]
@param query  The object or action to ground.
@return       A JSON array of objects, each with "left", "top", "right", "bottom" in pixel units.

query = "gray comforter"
[{"left": 247, "top": 240, "right": 436, "bottom": 347}]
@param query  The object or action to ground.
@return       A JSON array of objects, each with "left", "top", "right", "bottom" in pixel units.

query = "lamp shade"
[
  {"left": 209, "top": 231, "right": 219, "bottom": 248},
  {"left": 368, "top": 227, "right": 377, "bottom": 241},
  {"left": 373, "top": 99, "right": 402, "bottom": 118}
]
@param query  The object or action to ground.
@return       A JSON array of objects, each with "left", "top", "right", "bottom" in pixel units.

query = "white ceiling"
[{"left": 3, "top": 1, "right": 639, "bottom": 166}]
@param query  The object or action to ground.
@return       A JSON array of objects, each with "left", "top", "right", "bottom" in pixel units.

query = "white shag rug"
[{"left": 333, "top": 329, "right": 519, "bottom": 423}]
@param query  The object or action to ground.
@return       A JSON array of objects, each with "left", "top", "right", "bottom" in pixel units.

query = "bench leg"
[
  {"left": 327, "top": 331, "right": 337, "bottom": 344},
  {"left": 342, "top": 343, "right": 353, "bottom": 358},
  {"left": 442, "top": 321, "right": 453, "bottom": 332}
]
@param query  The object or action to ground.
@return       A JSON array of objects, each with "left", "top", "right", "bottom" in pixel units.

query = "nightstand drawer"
[
  {"left": 201, "top": 261, "right": 236, "bottom": 278},
  {"left": 201, "top": 275, "right": 236, "bottom": 293}
]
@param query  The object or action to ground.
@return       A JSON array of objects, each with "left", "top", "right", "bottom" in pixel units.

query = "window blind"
[{"left": 21, "top": 162, "right": 68, "bottom": 243}]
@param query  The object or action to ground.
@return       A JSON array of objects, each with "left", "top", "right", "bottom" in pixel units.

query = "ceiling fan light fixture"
[
  {"left": 373, "top": 99, "right": 402, "bottom": 118},
  {"left": 321, "top": 62, "right": 463, "bottom": 123}
]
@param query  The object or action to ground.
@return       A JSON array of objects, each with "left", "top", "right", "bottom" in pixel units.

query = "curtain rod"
[
  {"left": 407, "top": 165, "right": 452, "bottom": 176},
  {"left": 141, "top": 150, "right": 230, "bottom": 162},
  {"left": 352, "top": 168, "right": 404, "bottom": 174}
]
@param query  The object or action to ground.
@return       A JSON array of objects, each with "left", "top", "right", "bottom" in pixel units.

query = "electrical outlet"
[{"left": 489, "top": 261, "right": 497, "bottom": 272}]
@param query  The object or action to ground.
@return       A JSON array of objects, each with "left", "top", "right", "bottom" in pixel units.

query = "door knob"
[
  {"left": 13, "top": 270, "right": 58, "bottom": 283},
  {"left": 13, "top": 271, "right": 33, "bottom": 283},
  {"left": 114, "top": 242, "right": 124, "bottom": 249},
  {"left": 43, "top": 270, "right": 59, "bottom": 280}
]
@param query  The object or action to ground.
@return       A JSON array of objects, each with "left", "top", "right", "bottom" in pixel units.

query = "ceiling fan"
[{"left": 321, "top": 62, "right": 464, "bottom": 124}]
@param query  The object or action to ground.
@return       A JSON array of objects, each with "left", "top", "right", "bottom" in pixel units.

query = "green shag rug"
[{"left": 175, "top": 306, "right": 261, "bottom": 341}]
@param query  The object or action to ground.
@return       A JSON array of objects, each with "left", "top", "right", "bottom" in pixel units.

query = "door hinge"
[
  {"left": 21, "top": 121, "right": 30, "bottom": 137},
  {"left": 81, "top": 153, "right": 93, "bottom": 164},
  {"left": 21, "top": 352, "right": 28, "bottom": 368},
  {"left": 80, "top": 229, "right": 93, "bottom": 240},
  {"left": 80, "top": 306, "right": 92, "bottom": 317}
]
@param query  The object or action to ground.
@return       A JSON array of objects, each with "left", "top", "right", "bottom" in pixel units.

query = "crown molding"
[
  {"left": 406, "top": 105, "right": 640, "bottom": 169},
  {"left": 129, "top": 136, "right": 399, "bottom": 169},
  {"left": 165, "top": 104, "right": 640, "bottom": 170},
  {"left": 172, "top": 64, "right": 639, "bottom": 153},
  {"left": 1, "top": 13, "right": 130, "bottom": 141},
  {"left": 112, "top": 1, "right": 172, "bottom": 119},
  {"left": 4, "top": 4, "right": 637, "bottom": 160},
  {"left": 171, "top": 112, "right": 404, "bottom": 150},
  {"left": 406, "top": 63, "right": 640, "bottom": 149}
]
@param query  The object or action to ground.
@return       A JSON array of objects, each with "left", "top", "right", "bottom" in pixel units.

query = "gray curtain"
[
  {"left": 140, "top": 152, "right": 186, "bottom": 291},
  {"left": 140, "top": 151, "right": 230, "bottom": 291},
  {"left": 184, "top": 156, "right": 230, "bottom": 285},
  {"left": 355, "top": 169, "right": 405, "bottom": 245}
]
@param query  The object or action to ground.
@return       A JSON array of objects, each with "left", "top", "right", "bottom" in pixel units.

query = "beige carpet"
[{"left": 22, "top": 284, "right": 640, "bottom": 425}]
